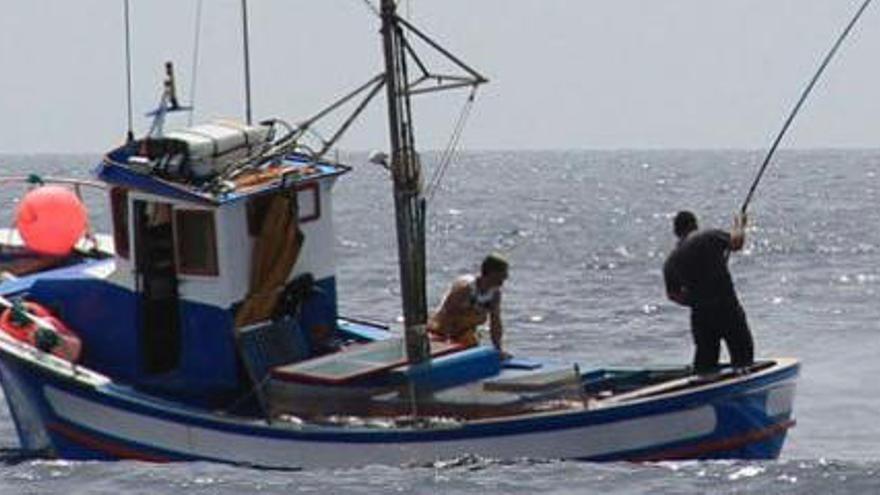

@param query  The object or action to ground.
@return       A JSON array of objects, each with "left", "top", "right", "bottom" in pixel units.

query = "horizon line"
[{"left": 2, "top": 146, "right": 880, "bottom": 157}]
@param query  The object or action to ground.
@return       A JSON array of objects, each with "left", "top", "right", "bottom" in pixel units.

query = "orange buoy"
[
  {"left": 0, "top": 301, "right": 81, "bottom": 362},
  {"left": 16, "top": 186, "right": 88, "bottom": 256}
]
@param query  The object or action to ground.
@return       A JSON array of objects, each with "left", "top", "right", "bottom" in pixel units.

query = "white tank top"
[{"left": 465, "top": 274, "right": 497, "bottom": 310}]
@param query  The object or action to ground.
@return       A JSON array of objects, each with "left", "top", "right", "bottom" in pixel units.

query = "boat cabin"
[{"left": 26, "top": 121, "right": 350, "bottom": 404}]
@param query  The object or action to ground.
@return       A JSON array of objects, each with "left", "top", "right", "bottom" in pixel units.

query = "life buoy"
[{"left": 0, "top": 301, "right": 82, "bottom": 362}]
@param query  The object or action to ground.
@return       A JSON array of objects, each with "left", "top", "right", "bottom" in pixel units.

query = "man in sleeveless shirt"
[
  {"left": 663, "top": 211, "right": 754, "bottom": 374},
  {"left": 427, "top": 254, "right": 508, "bottom": 356}
]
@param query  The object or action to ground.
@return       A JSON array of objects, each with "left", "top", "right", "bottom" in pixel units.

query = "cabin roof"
[{"left": 96, "top": 146, "right": 350, "bottom": 206}]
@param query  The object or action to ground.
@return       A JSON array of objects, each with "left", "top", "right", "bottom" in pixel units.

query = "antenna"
[
  {"left": 241, "top": 0, "right": 253, "bottom": 125},
  {"left": 188, "top": 0, "right": 204, "bottom": 126},
  {"left": 123, "top": 0, "right": 134, "bottom": 142}
]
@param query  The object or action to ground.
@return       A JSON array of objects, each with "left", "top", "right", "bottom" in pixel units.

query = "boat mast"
[{"left": 380, "top": 0, "right": 429, "bottom": 363}]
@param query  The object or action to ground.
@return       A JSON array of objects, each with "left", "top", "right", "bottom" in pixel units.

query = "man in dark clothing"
[{"left": 663, "top": 210, "right": 754, "bottom": 374}]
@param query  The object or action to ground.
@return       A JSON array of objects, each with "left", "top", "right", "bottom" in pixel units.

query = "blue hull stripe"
[{"left": 0, "top": 342, "right": 798, "bottom": 462}]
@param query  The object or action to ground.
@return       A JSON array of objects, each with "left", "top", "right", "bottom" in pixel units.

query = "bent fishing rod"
[{"left": 740, "top": 0, "right": 874, "bottom": 215}]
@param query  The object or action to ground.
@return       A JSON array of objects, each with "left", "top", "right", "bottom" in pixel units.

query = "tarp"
[{"left": 235, "top": 191, "right": 303, "bottom": 328}]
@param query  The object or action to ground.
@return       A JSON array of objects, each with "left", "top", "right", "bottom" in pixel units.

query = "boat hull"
[{"left": 0, "top": 341, "right": 798, "bottom": 469}]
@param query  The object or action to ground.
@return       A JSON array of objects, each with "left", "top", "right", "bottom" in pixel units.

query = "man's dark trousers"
[{"left": 690, "top": 299, "right": 754, "bottom": 373}]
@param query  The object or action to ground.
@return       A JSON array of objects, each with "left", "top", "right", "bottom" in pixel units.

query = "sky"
[{"left": 0, "top": 0, "right": 878, "bottom": 154}]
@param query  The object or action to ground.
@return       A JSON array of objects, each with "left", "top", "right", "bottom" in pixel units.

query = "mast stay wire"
[
  {"left": 354, "top": 0, "right": 485, "bottom": 205},
  {"left": 359, "top": 0, "right": 380, "bottom": 18},
  {"left": 426, "top": 86, "right": 477, "bottom": 203},
  {"left": 187, "top": 0, "right": 204, "bottom": 126},
  {"left": 740, "top": 0, "right": 874, "bottom": 214}
]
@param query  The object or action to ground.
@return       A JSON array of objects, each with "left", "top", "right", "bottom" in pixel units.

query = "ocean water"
[{"left": 0, "top": 149, "right": 879, "bottom": 493}]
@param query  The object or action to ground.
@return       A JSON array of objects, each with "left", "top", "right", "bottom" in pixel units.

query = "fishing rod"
[{"left": 740, "top": 0, "right": 874, "bottom": 214}]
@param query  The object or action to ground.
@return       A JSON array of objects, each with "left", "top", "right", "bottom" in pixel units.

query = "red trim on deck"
[
  {"left": 47, "top": 422, "right": 171, "bottom": 463},
  {"left": 629, "top": 419, "right": 796, "bottom": 462}
]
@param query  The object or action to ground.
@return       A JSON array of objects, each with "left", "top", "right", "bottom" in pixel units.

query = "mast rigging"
[
  {"left": 378, "top": 0, "right": 487, "bottom": 363},
  {"left": 381, "top": 0, "right": 429, "bottom": 363}
]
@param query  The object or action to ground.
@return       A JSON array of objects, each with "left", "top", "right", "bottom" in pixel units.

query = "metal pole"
[
  {"left": 380, "top": 0, "right": 430, "bottom": 364},
  {"left": 188, "top": 0, "right": 204, "bottom": 126},
  {"left": 123, "top": 0, "right": 134, "bottom": 142},
  {"left": 241, "top": 0, "right": 253, "bottom": 125}
]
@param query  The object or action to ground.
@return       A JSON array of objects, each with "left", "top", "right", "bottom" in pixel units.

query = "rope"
[
  {"left": 740, "top": 0, "right": 874, "bottom": 214},
  {"left": 187, "top": 0, "right": 204, "bottom": 126},
  {"left": 425, "top": 86, "right": 477, "bottom": 202}
]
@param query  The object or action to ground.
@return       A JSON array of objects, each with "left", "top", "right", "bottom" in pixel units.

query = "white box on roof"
[{"left": 164, "top": 120, "right": 270, "bottom": 178}]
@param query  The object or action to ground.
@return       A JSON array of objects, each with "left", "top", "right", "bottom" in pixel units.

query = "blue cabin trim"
[
  {"left": 97, "top": 147, "right": 349, "bottom": 206},
  {"left": 24, "top": 277, "right": 240, "bottom": 403},
  {"left": 27, "top": 278, "right": 140, "bottom": 382},
  {"left": 19, "top": 271, "right": 342, "bottom": 405}
]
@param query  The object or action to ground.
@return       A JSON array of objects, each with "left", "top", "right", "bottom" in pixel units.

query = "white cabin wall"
[
  {"left": 101, "top": 178, "right": 340, "bottom": 310},
  {"left": 293, "top": 178, "right": 337, "bottom": 283},
  {"left": 214, "top": 204, "right": 250, "bottom": 306},
  {"left": 103, "top": 191, "right": 239, "bottom": 307},
  {"left": 174, "top": 204, "right": 243, "bottom": 308},
  {"left": 103, "top": 190, "right": 139, "bottom": 292}
]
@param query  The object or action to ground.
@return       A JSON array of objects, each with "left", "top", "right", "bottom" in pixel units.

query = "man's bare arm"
[{"left": 489, "top": 294, "right": 504, "bottom": 352}]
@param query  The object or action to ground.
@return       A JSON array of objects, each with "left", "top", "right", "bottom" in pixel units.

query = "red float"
[{"left": 16, "top": 186, "right": 88, "bottom": 256}]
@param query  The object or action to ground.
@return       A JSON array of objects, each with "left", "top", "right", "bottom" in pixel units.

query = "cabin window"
[
  {"left": 174, "top": 209, "right": 219, "bottom": 276},
  {"left": 110, "top": 187, "right": 130, "bottom": 259},
  {"left": 246, "top": 184, "right": 320, "bottom": 236},
  {"left": 297, "top": 182, "right": 320, "bottom": 223}
]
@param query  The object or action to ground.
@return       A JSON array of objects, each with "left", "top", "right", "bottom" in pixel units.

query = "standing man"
[
  {"left": 663, "top": 211, "right": 754, "bottom": 374},
  {"left": 427, "top": 253, "right": 508, "bottom": 356}
]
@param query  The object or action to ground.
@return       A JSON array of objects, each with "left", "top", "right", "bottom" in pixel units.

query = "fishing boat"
[{"left": 0, "top": 1, "right": 798, "bottom": 469}]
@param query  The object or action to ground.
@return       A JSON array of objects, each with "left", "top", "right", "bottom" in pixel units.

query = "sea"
[{"left": 0, "top": 149, "right": 878, "bottom": 493}]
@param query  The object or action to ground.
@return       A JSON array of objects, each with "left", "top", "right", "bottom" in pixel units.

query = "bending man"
[
  {"left": 663, "top": 211, "right": 754, "bottom": 374},
  {"left": 427, "top": 254, "right": 508, "bottom": 356}
]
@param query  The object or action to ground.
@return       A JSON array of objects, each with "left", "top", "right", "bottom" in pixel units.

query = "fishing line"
[{"left": 740, "top": 0, "right": 874, "bottom": 214}]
